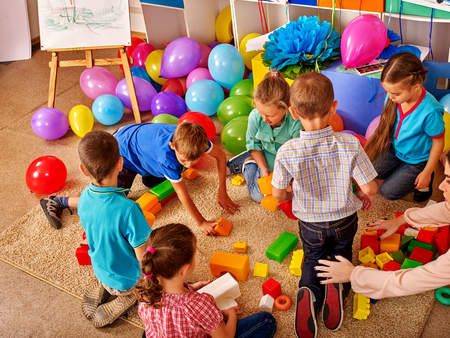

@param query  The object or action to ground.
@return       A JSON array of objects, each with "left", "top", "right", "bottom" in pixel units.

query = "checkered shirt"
[
  {"left": 138, "top": 283, "right": 224, "bottom": 338},
  {"left": 273, "top": 126, "right": 377, "bottom": 222}
]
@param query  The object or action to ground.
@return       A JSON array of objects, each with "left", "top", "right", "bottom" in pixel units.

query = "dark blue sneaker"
[
  {"left": 295, "top": 287, "right": 317, "bottom": 338},
  {"left": 226, "top": 151, "right": 251, "bottom": 175}
]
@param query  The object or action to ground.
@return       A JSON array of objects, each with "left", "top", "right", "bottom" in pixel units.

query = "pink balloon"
[
  {"left": 365, "top": 115, "right": 381, "bottom": 139},
  {"left": 341, "top": 15, "right": 387, "bottom": 68},
  {"left": 160, "top": 37, "right": 201, "bottom": 79},
  {"left": 115, "top": 77, "right": 157, "bottom": 111},
  {"left": 132, "top": 43, "right": 156, "bottom": 69},
  {"left": 79, "top": 67, "right": 118, "bottom": 100},
  {"left": 197, "top": 44, "right": 211, "bottom": 68},
  {"left": 186, "top": 68, "right": 214, "bottom": 89}
]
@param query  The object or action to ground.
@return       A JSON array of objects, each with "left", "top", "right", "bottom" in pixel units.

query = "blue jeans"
[
  {"left": 243, "top": 162, "right": 264, "bottom": 203},
  {"left": 235, "top": 312, "right": 277, "bottom": 338},
  {"left": 373, "top": 145, "right": 427, "bottom": 200},
  {"left": 298, "top": 213, "right": 358, "bottom": 307},
  {"left": 141, "top": 312, "right": 277, "bottom": 338}
]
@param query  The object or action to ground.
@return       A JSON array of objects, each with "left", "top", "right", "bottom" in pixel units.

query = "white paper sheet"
[{"left": 403, "top": 0, "right": 450, "bottom": 13}]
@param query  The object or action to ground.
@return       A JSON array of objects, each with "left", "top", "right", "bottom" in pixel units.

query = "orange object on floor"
[
  {"left": 258, "top": 173, "right": 273, "bottom": 195},
  {"left": 136, "top": 192, "right": 159, "bottom": 212},
  {"left": 274, "top": 295, "right": 292, "bottom": 311},
  {"left": 210, "top": 251, "right": 250, "bottom": 281},
  {"left": 214, "top": 217, "right": 232, "bottom": 236},
  {"left": 261, "top": 194, "right": 279, "bottom": 213},
  {"left": 143, "top": 210, "right": 155, "bottom": 228},
  {"left": 182, "top": 168, "right": 197, "bottom": 180},
  {"left": 148, "top": 202, "right": 162, "bottom": 215}
]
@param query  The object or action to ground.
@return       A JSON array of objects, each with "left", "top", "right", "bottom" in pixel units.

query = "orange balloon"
[{"left": 329, "top": 113, "right": 344, "bottom": 132}]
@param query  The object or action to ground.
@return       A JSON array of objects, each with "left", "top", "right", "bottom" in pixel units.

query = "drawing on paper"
[
  {"left": 403, "top": 0, "right": 450, "bottom": 12},
  {"left": 38, "top": 0, "right": 131, "bottom": 50}
]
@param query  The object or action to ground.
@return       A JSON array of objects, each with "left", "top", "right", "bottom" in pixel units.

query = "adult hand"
[
  {"left": 315, "top": 256, "right": 355, "bottom": 284},
  {"left": 368, "top": 215, "right": 405, "bottom": 240}
]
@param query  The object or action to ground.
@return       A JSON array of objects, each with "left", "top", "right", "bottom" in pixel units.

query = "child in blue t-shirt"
[
  {"left": 364, "top": 52, "right": 445, "bottom": 202},
  {"left": 227, "top": 71, "right": 302, "bottom": 202},
  {"left": 76, "top": 130, "right": 151, "bottom": 328}
]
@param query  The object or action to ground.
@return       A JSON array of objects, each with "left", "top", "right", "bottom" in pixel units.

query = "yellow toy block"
[
  {"left": 148, "top": 202, "right": 162, "bottom": 215},
  {"left": 261, "top": 194, "right": 279, "bottom": 213},
  {"left": 358, "top": 246, "right": 376, "bottom": 263},
  {"left": 380, "top": 233, "right": 401, "bottom": 254},
  {"left": 214, "top": 217, "right": 233, "bottom": 236},
  {"left": 258, "top": 173, "right": 273, "bottom": 195},
  {"left": 254, "top": 262, "right": 269, "bottom": 277},
  {"left": 375, "top": 252, "right": 393, "bottom": 269},
  {"left": 143, "top": 210, "right": 155, "bottom": 228},
  {"left": 424, "top": 227, "right": 438, "bottom": 234},
  {"left": 360, "top": 262, "right": 379, "bottom": 269},
  {"left": 232, "top": 175, "right": 245, "bottom": 186},
  {"left": 233, "top": 241, "right": 247, "bottom": 253},
  {"left": 136, "top": 192, "right": 158, "bottom": 212},
  {"left": 210, "top": 251, "right": 250, "bottom": 281},
  {"left": 182, "top": 168, "right": 197, "bottom": 180},
  {"left": 289, "top": 250, "right": 304, "bottom": 276},
  {"left": 353, "top": 293, "right": 370, "bottom": 320},
  {"left": 364, "top": 227, "right": 378, "bottom": 236}
]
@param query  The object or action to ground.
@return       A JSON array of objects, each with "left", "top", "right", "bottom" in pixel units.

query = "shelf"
[{"left": 382, "top": 12, "right": 450, "bottom": 23}]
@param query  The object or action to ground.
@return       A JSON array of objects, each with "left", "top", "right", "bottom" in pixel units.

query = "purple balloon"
[
  {"left": 160, "top": 37, "right": 201, "bottom": 79},
  {"left": 31, "top": 107, "right": 69, "bottom": 140},
  {"left": 208, "top": 42, "right": 221, "bottom": 50},
  {"left": 115, "top": 77, "right": 157, "bottom": 111},
  {"left": 186, "top": 68, "right": 214, "bottom": 89},
  {"left": 131, "top": 43, "right": 156, "bottom": 69},
  {"left": 151, "top": 91, "right": 187, "bottom": 118},
  {"left": 365, "top": 115, "right": 381, "bottom": 140},
  {"left": 79, "top": 67, "right": 118, "bottom": 100}
]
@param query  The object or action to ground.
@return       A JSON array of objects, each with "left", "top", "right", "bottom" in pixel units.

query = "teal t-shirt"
[
  {"left": 246, "top": 109, "right": 302, "bottom": 172},
  {"left": 78, "top": 184, "right": 151, "bottom": 291}
]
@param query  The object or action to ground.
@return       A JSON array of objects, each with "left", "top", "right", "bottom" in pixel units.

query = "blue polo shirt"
[
  {"left": 391, "top": 89, "right": 445, "bottom": 164},
  {"left": 115, "top": 123, "right": 212, "bottom": 182},
  {"left": 78, "top": 184, "right": 151, "bottom": 291}
]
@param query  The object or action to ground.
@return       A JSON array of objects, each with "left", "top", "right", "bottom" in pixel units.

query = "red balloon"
[
  {"left": 118, "top": 36, "right": 146, "bottom": 72},
  {"left": 26, "top": 156, "right": 67, "bottom": 194},
  {"left": 353, "top": 134, "right": 367, "bottom": 148},
  {"left": 177, "top": 77, "right": 187, "bottom": 96},
  {"left": 178, "top": 111, "right": 216, "bottom": 141},
  {"left": 161, "top": 78, "right": 183, "bottom": 97}
]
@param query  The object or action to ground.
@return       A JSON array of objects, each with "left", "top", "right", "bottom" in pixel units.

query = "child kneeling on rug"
[
  {"left": 272, "top": 72, "right": 378, "bottom": 338},
  {"left": 77, "top": 130, "right": 151, "bottom": 327},
  {"left": 135, "top": 223, "right": 277, "bottom": 338}
]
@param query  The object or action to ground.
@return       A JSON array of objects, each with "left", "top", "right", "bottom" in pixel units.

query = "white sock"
[{"left": 418, "top": 187, "right": 430, "bottom": 192}]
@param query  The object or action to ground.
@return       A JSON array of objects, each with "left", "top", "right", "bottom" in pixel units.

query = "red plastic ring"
[{"left": 274, "top": 295, "right": 292, "bottom": 311}]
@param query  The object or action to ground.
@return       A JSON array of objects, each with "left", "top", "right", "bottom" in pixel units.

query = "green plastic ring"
[{"left": 435, "top": 287, "right": 450, "bottom": 305}]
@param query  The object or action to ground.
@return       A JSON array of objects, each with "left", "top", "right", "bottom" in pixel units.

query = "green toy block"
[
  {"left": 266, "top": 231, "right": 299, "bottom": 262},
  {"left": 150, "top": 180, "right": 175, "bottom": 201},
  {"left": 401, "top": 258, "right": 424, "bottom": 270},
  {"left": 390, "top": 250, "right": 405, "bottom": 265},
  {"left": 400, "top": 235, "right": 415, "bottom": 252},
  {"left": 407, "top": 240, "right": 437, "bottom": 259}
]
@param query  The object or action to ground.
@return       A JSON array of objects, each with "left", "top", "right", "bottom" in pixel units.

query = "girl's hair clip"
[
  {"left": 272, "top": 71, "right": 279, "bottom": 77},
  {"left": 144, "top": 273, "right": 153, "bottom": 278},
  {"left": 146, "top": 246, "right": 155, "bottom": 255}
]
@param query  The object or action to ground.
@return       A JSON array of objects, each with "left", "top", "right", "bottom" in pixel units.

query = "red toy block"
[
  {"left": 278, "top": 201, "right": 297, "bottom": 220},
  {"left": 409, "top": 246, "right": 434, "bottom": 264},
  {"left": 416, "top": 229, "right": 435, "bottom": 246},
  {"left": 160, "top": 192, "right": 177, "bottom": 206},
  {"left": 383, "top": 260, "right": 401, "bottom": 271},
  {"left": 396, "top": 225, "right": 407, "bottom": 236},
  {"left": 435, "top": 233, "right": 449, "bottom": 256},
  {"left": 360, "top": 234, "right": 380, "bottom": 255},
  {"left": 76, "top": 246, "right": 91, "bottom": 265},
  {"left": 262, "top": 278, "right": 282, "bottom": 299},
  {"left": 439, "top": 225, "right": 450, "bottom": 247}
]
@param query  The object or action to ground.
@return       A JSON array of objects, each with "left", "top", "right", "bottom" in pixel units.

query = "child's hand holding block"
[
  {"left": 214, "top": 217, "right": 232, "bottom": 236},
  {"left": 258, "top": 173, "right": 273, "bottom": 195}
]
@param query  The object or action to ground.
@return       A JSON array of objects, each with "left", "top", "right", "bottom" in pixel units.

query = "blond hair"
[
  {"left": 253, "top": 71, "right": 290, "bottom": 110},
  {"left": 172, "top": 122, "right": 208, "bottom": 161}
]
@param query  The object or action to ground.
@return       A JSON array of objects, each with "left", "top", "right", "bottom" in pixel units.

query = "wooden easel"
[{"left": 47, "top": 45, "right": 142, "bottom": 123}]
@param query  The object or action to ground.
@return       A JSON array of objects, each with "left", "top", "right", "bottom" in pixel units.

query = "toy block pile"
[{"left": 356, "top": 210, "right": 450, "bottom": 319}]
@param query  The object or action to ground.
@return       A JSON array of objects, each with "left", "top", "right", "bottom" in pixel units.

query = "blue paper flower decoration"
[
  {"left": 378, "top": 29, "right": 422, "bottom": 60},
  {"left": 262, "top": 16, "right": 340, "bottom": 79}
]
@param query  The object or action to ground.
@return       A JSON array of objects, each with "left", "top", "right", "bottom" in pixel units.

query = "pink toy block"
[
  {"left": 76, "top": 246, "right": 91, "bottom": 265},
  {"left": 262, "top": 278, "right": 282, "bottom": 299}
]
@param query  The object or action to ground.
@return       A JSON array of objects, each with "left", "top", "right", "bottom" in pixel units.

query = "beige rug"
[{"left": 0, "top": 142, "right": 438, "bottom": 337}]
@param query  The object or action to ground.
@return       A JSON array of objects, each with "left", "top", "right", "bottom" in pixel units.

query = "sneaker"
[
  {"left": 322, "top": 282, "right": 344, "bottom": 331},
  {"left": 40, "top": 196, "right": 63, "bottom": 229},
  {"left": 226, "top": 151, "right": 251, "bottom": 175},
  {"left": 82, "top": 280, "right": 111, "bottom": 319},
  {"left": 414, "top": 172, "right": 434, "bottom": 202},
  {"left": 295, "top": 287, "right": 317, "bottom": 338},
  {"left": 91, "top": 294, "right": 136, "bottom": 328}
]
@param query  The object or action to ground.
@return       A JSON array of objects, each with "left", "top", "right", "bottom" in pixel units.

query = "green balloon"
[
  {"left": 151, "top": 114, "right": 179, "bottom": 125},
  {"left": 229, "top": 79, "right": 254, "bottom": 98},
  {"left": 217, "top": 96, "right": 253, "bottom": 125},
  {"left": 221, "top": 116, "right": 249, "bottom": 155}
]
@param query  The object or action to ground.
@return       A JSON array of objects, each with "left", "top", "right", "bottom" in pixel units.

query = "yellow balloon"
[
  {"left": 444, "top": 111, "right": 450, "bottom": 152},
  {"left": 239, "top": 33, "right": 263, "bottom": 70},
  {"left": 216, "top": 6, "right": 233, "bottom": 43},
  {"left": 68, "top": 105, "right": 94, "bottom": 138},
  {"left": 145, "top": 50, "right": 168, "bottom": 86}
]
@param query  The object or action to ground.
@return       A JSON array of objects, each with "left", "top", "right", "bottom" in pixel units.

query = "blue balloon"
[
  {"left": 151, "top": 91, "right": 187, "bottom": 118},
  {"left": 131, "top": 66, "right": 152, "bottom": 83},
  {"left": 208, "top": 44, "right": 245, "bottom": 90},
  {"left": 92, "top": 94, "right": 124, "bottom": 125},
  {"left": 247, "top": 72, "right": 253, "bottom": 80},
  {"left": 439, "top": 93, "right": 450, "bottom": 113},
  {"left": 185, "top": 79, "right": 224, "bottom": 116}
]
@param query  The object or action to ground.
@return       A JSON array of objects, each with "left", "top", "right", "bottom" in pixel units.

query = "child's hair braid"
[
  {"left": 134, "top": 223, "right": 196, "bottom": 309},
  {"left": 253, "top": 70, "right": 290, "bottom": 110}
]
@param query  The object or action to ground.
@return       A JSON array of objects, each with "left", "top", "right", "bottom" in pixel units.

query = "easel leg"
[
  {"left": 119, "top": 48, "right": 141, "bottom": 123},
  {"left": 48, "top": 52, "right": 59, "bottom": 108}
]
